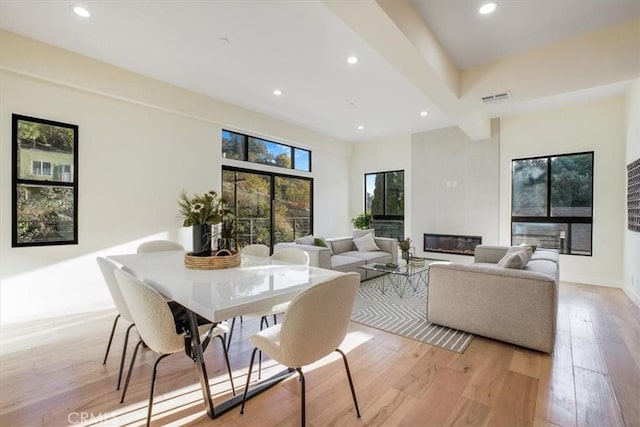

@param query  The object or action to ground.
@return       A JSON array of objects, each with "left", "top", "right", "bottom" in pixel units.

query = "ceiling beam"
[{"left": 323, "top": 0, "right": 491, "bottom": 141}]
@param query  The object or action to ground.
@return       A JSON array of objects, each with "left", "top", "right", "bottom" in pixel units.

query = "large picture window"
[
  {"left": 222, "top": 130, "right": 311, "bottom": 172},
  {"left": 365, "top": 170, "right": 404, "bottom": 239},
  {"left": 222, "top": 167, "right": 312, "bottom": 249},
  {"left": 511, "top": 152, "right": 593, "bottom": 255},
  {"left": 12, "top": 114, "right": 79, "bottom": 246}
]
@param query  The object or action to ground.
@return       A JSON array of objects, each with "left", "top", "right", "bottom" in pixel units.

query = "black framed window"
[
  {"left": 365, "top": 170, "right": 404, "bottom": 239},
  {"left": 222, "top": 129, "right": 311, "bottom": 172},
  {"left": 511, "top": 151, "right": 593, "bottom": 255},
  {"left": 12, "top": 114, "right": 79, "bottom": 247},
  {"left": 222, "top": 166, "right": 313, "bottom": 249}
]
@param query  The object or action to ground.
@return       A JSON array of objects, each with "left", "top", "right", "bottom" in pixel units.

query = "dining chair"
[
  {"left": 114, "top": 269, "right": 235, "bottom": 426},
  {"left": 241, "top": 243, "right": 270, "bottom": 258},
  {"left": 137, "top": 240, "right": 184, "bottom": 253},
  {"left": 271, "top": 247, "right": 310, "bottom": 266},
  {"left": 228, "top": 247, "right": 310, "bottom": 374},
  {"left": 96, "top": 257, "right": 136, "bottom": 390},
  {"left": 240, "top": 272, "right": 361, "bottom": 426}
]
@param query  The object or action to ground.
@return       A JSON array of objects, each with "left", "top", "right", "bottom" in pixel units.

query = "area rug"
[{"left": 351, "top": 277, "right": 474, "bottom": 353}]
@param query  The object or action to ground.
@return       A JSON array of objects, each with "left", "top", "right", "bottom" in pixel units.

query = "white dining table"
[{"left": 108, "top": 250, "right": 344, "bottom": 419}]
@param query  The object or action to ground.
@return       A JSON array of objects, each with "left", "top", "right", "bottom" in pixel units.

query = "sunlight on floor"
[{"left": 78, "top": 330, "right": 375, "bottom": 426}]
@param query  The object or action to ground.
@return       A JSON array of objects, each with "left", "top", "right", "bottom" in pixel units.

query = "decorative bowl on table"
[{"left": 184, "top": 249, "right": 241, "bottom": 270}]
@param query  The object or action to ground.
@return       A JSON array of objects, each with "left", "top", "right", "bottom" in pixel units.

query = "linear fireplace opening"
[{"left": 423, "top": 233, "right": 482, "bottom": 256}]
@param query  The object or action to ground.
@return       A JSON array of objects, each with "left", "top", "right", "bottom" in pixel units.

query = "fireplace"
[{"left": 423, "top": 233, "right": 482, "bottom": 256}]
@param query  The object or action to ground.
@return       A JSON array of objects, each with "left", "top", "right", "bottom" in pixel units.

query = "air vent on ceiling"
[{"left": 481, "top": 91, "right": 511, "bottom": 104}]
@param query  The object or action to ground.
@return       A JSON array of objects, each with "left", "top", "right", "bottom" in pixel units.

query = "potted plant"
[
  {"left": 177, "top": 189, "right": 224, "bottom": 256},
  {"left": 351, "top": 212, "right": 372, "bottom": 230},
  {"left": 398, "top": 237, "right": 412, "bottom": 262}
]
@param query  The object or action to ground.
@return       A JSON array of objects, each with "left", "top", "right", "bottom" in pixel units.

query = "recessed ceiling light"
[
  {"left": 420, "top": 111, "right": 428, "bottom": 117},
  {"left": 479, "top": 2, "right": 497, "bottom": 15},
  {"left": 273, "top": 89, "right": 283, "bottom": 96},
  {"left": 357, "top": 125, "right": 364, "bottom": 130},
  {"left": 347, "top": 56, "right": 359, "bottom": 64},
  {"left": 71, "top": 5, "right": 91, "bottom": 18}
]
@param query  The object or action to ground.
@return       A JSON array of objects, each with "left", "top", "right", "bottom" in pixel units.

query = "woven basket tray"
[{"left": 184, "top": 249, "right": 241, "bottom": 270}]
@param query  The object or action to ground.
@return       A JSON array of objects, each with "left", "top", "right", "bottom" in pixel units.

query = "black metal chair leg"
[
  {"left": 146, "top": 353, "right": 171, "bottom": 427},
  {"left": 226, "top": 317, "right": 237, "bottom": 349},
  {"left": 117, "top": 323, "right": 136, "bottom": 390},
  {"left": 120, "top": 339, "right": 143, "bottom": 404},
  {"left": 103, "top": 314, "right": 121, "bottom": 364},
  {"left": 336, "top": 349, "right": 361, "bottom": 418},
  {"left": 216, "top": 335, "right": 236, "bottom": 396},
  {"left": 296, "top": 368, "right": 306, "bottom": 427},
  {"left": 240, "top": 347, "right": 259, "bottom": 414}
]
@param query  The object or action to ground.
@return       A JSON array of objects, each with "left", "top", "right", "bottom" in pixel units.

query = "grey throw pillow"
[
  {"left": 352, "top": 229, "right": 375, "bottom": 239},
  {"left": 497, "top": 250, "right": 528, "bottom": 269},
  {"left": 295, "top": 234, "right": 315, "bottom": 245}
]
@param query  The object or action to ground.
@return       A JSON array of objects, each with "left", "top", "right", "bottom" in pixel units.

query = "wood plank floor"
[{"left": 1, "top": 282, "right": 639, "bottom": 426}]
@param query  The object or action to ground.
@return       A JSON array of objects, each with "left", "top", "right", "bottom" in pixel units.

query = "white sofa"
[
  {"left": 427, "top": 244, "right": 559, "bottom": 353},
  {"left": 274, "top": 234, "right": 398, "bottom": 280}
]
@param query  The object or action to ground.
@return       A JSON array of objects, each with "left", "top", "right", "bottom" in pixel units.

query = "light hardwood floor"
[{"left": 1, "top": 282, "right": 639, "bottom": 427}]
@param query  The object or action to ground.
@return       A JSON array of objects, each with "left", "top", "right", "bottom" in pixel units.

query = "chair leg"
[
  {"left": 216, "top": 335, "right": 236, "bottom": 396},
  {"left": 103, "top": 314, "right": 121, "bottom": 365},
  {"left": 296, "top": 368, "right": 306, "bottom": 427},
  {"left": 117, "top": 323, "right": 136, "bottom": 390},
  {"left": 120, "top": 339, "right": 143, "bottom": 404},
  {"left": 336, "top": 349, "right": 361, "bottom": 418},
  {"left": 145, "top": 353, "right": 171, "bottom": 427},
  {"left": 226, "top": 317, "right": 237, "bottom": 349},
  {"left": 240, "top": 347, "right": 259, "bottom": 414}
]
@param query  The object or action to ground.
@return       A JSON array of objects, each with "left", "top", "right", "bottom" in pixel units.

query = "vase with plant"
[
  {"left": 178, "top": 189, "right": 224, "bottom": 257},
  {"left": 398, "top": 237, "right": 412, "bottom": 262},
  {"left": 351, "top": 212, "right": 372, "bottom": 230}
]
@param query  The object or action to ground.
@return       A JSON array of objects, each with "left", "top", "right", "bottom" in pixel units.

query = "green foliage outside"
[
  {"left": 17, "top": 185, "right": 74, "bottom": 243},
  {"left": 16, "top": 119, "right": 76, "bottom": 244},
  {"left": 18, "top": 120, "right": 74, "bottom": 153}
]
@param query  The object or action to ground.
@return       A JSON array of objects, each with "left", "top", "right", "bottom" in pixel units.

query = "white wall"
[
  {"left": 500, "top": 97, "right": 627, "bottom": 286},
  {"left": 624, "top": 80, "right": 640, "bottom": 306},
  {"left": 350, "top": 134, "right": 412, "bottom": 238},
  {"left": 0, "top": 33, "right": 352, "bottom": 325},
  {"left": 411, "top": 119, "right": 500, "bottom": 263}
]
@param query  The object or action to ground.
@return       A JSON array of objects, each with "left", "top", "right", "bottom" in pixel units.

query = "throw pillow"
[
  {"left": 352, "top": 228, "right": 375, "bottom": 239},
  {"left": 507, "top": 245, "right": 532, "bottom": 265},
  {"left": 497, "top": 251, "right": 528, "bottom": 269},
  {"left": 314, "top": 237, "right": 333, "bottom": 254},
  {"left": 353, "top": 233, "right": 380, "bottom": 252},
  {"left": 519, "top": 243, "right": 538, "bottom": 253},
  {"left": 295, "top": 234, "right": 315, "bottom": 245}
]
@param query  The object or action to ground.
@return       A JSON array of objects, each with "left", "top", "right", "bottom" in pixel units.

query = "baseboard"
[
  {"left": 561, "top": 274, "right": 623, "bottom": 288},
  {"left": 623, "top": 284, "right": 640, "bottom": 308}
]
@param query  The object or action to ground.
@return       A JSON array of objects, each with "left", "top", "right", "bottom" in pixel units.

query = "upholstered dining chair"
[
  {"left": 97, "top": 257, "right": 136, "bottom": 390},
  {"left": 271, "top": 247, "right": 310, "bottom": 266},
  {"left": 114, "top": 269, "right": 235, "bottom": 426},
  {"left": 240, "top": 272, "right": 361, "bottom": 426},
  {"left": 241, "top": 243, "right": 270, "bottom": 258},
  {"left": 137, "top": 240, "right": 184, "bottom": 253},
  {"left": 228, "top": 247, "right": 309, "bottom": 351}
]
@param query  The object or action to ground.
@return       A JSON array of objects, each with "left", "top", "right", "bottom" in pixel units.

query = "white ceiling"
[{"left": 0, "top": 0, "right": 638, "bottom": 143}]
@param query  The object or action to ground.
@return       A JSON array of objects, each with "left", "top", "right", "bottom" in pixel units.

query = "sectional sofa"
[
  {"left": 427, "top": 244, "right": 559, "bottom": 353},
  {"left": 274, "top": 232, "right": 398, "bottom": 280}
]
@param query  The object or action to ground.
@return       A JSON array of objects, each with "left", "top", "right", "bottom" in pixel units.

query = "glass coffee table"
[{"left": 359, "top": 258, "right": 445, "bottom": 297}]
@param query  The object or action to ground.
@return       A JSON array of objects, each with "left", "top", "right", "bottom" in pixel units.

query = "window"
[
  {"left": 32, "top": 160, "right": 52, "bottom": 176},
  {"left": 12, "top": 114, "right": 78, "bottom": 246},
  {"left": 365, "top": 170, "right": 404, "bottom": 239},
  {"left": 222, "top": 129, "right": 311, "bottom": 172},
  {"left": 222, "top": 167, "right": 313, "bottom": 249},
  {"left": 511, "top": 152, "right": 593, "bottom": 255}
]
